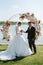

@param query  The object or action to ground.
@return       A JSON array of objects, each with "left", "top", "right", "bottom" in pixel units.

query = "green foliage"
[
  {"left": 0, "top": 21, "right": 27, "bottom": 25},
  {"left": 0, "top": 21, "right": 4, "bottom": 25}
]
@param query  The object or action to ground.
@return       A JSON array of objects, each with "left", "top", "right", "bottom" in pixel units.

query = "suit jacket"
[{"left": 26, "top": 26, "right": 36, "bottom": 39}]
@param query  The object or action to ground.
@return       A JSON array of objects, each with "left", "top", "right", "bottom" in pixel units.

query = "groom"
[{"left": 25, "top": 21, "right": 36, "bottom": 54}]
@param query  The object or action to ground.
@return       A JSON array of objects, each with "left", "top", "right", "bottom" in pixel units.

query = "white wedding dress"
[{"left": 0, "top": 25, "right": 32, "bottom": 61}]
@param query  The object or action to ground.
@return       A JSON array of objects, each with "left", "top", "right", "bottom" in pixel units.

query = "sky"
[{"left": 0, "top": 0, "right": 43, "bottom": 23}]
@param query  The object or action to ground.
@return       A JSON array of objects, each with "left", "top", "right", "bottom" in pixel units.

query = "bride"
[{"left": 0, "top": 22, "right": 32, "bottom": 61}]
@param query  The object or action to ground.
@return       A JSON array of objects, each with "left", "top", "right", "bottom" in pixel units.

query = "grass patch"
[
  {"left": 0, "top": 45, "right": 43, "bottom": 65},
  {"left": 0, "top": 44, "right": 8, "bottom": 51}
]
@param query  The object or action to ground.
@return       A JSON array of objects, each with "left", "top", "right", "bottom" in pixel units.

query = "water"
[{"left": 0, "top": 24, "right": 43, "bottom": 45}]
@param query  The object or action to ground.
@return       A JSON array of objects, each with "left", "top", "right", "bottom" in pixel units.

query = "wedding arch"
[{"left": 6, "top": 12, "right": 41, "bottom": 39}]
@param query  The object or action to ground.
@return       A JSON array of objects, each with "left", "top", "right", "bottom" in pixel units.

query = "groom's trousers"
[{"left": 28, "top": 39, "right": 36, "bottom": 53}]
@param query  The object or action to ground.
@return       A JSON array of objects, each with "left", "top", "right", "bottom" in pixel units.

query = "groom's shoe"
[
  {"left": 32, "top": 52, "right": 36, "bottom": 55},
  {"left": 34, "top": 52, "right": 36, "bottom": 55}
]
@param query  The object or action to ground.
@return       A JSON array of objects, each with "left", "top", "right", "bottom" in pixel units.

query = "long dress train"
[{"left": 0, "top": 25, "right": 32, "bottom": 61}]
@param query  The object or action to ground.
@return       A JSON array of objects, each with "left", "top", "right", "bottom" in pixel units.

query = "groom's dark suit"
[{"left": 26, "top": 26, "right": 36, "bottom": 54}]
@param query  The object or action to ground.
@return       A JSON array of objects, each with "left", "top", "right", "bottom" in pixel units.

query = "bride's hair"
[{"left": 18, "top": 22, "right": 22, "bottom": 25}]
